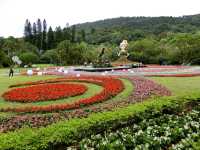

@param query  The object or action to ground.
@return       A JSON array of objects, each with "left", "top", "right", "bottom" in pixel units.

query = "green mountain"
[{"left": 75, "top": 14, "right": 200, "bottom": 44}]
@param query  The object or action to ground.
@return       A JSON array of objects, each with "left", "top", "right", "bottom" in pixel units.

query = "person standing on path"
[{"left": 9, "top": 66, "right": 14, "bottom": 77}]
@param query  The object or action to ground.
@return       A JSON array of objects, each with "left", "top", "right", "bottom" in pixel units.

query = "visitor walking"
[{"left": 9, "top": 66, "right": 14, "bottom": 77}]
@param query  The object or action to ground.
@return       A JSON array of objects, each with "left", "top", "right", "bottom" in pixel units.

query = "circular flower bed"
[
  {"left": 0, "top": 77, "right": 172, "bottom": 133},
  {"left": 2, "top": 83, "right": 87, "bottom": 103},
  {"left": 1, "top": 76, "right": 124, "bottom": 113}
]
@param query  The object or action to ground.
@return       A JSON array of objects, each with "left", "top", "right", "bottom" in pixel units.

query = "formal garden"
[
  {"left": 0, "top": 63, "right": 200, "bottom": 149},
  {"left": 1, "top": 12, "right": 200, "bottom": 150}
]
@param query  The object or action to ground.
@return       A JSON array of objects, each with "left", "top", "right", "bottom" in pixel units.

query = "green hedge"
[
  {"left": 191, "top": 139, "right": 200, "bottom": 150},
  {"left": 0, "top": 92, "right": 200, "bottom": 150}
]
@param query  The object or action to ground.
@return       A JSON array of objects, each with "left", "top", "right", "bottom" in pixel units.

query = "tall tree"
[
  {"left": 42, "top": 19, "right": 47, "bottom": 50},
  {"left": 47, "top": 26, "right": 55, "bottom": 49},
  {"left": 36, "top": 19, "right": 42, "bottom": 51},
  {"left": 27, "top": 22, "right": 33, "bottom": 43},
  {"left": 90, "top": 28, "right": 96, "bottom": 34},
  {"left": 24, "top": 19, "right": 32, "bottom": 43},
  {"left": 24, "top": 19, "right": 29, "bottom": 41},
  {"left": 32, "top": 22, "right": 37, "bottom": 46},
  {"left": 71, "top": 25, "right": 76, "bottom": 43},
  {"left": 63, "top": 26, "right": 71, "bottom": 41},
  {"left": 55, "top": 26, "right": 63, "bottom": 44},
  {"left": 81, "top": 29, "right": 86, "bottom": 42}
]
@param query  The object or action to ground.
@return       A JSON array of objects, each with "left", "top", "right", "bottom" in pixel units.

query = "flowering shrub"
[
  {"left": 2, "top": 83, "right": 87, "bottom": 102},
  {"left": 78, "top": 103, "right": 200, "bottom": 150},
  {"left": 1, "top": 76, "right": 124, "bottom": 112}
]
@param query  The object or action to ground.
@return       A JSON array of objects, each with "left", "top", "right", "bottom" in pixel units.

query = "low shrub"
[
  {"left": 0, "top": 92, "right": 200, "bottom": 149},
  {"left": 79, "top": 102, "right": 200, "bottom": 149},
  {"left": 19, "top": 52, "right": 39, "bottom": 65}
]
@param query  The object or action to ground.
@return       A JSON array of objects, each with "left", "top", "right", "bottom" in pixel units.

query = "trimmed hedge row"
[
  {"left": 79, "top": 102, "right": 200, "bottom": 149},
  {"left": 191, "top": 140, "right": 200, "bottom": 150},
  {"left": 0, "top": 92, "right": 200, "bottom": 150}
]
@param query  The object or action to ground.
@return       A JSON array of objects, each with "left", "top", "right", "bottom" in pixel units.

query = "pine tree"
[
  {"left": 24, "top": 19, "right": 29, "bottom": 41},
  {"left": 63, "top": 26, "right": 71, "bottom": 41},
  {"left": 55, "top": 26, "right": 63, "bottom": 44},
  {"left": 32, "top": 22, "right": 37, "bottom": 46},
  {"left": 24, "top": 19, "right": 32, "bottom": 43},
  {"left": 36, "top": 19, "right": 42, "bottom": 51},
  {"left": 47, "top": 26, "right": 55, "bottom": 49},
  {"left": 81, "top": 29, "right": 86, "bottom": 41},
  {"left": 27, "top": 22, "right": 33, "bottom": 43},
  {"left": 71, "top": 25, "right": 76, "bottom": 43},
  {"left": 42, "top": 19, "right": 47, "bottom": 50},
  {"left": 91, "top": 28, "right": 96, "bottom": 34}
]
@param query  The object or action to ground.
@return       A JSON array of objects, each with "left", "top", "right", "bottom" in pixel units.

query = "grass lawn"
[
  {"left": 0, "top": 64, "right": 54, "bottom": 74},
  {"left": 149, "top": 76, "right": 200, "bottom": 95}
]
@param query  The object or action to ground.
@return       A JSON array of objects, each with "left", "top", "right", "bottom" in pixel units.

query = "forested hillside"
[
  {"left": 77, "top": 15, "right": 200, "bottom": 31},
  {"left": 1, "top": 14, "right": 200, "bottom": 67},
  {"left": 75, "top": 14, "right": 200, "bottom": 44}
]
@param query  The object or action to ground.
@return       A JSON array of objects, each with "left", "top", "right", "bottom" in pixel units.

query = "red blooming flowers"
[
  {"left": 1, "top": 76, "right": 124, "bottom": 113},
  {"left": 3, "top": 83, "right": 87, "bottom": 102}
]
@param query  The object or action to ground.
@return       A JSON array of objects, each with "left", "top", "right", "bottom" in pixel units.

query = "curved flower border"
[
  {"left": 1, "top": 76, "right": 124, "bottom": 113},
  {"left": 2, "top": 83, "right": 87, "bottom": 103}
]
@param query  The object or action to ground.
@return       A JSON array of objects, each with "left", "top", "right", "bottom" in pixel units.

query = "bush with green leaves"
[
  {"left": 0, "top": 50, "right": 11, "bottom": 67},
  {"left": 79, "top": 103, "right": 200, "bottom": 150},
  {"left": 40, "top": 49, "right": 59, "bottom": 64},
  {"left": 57, "top": 40, "right": 82, "bottom": 65},
  {"left": 19, "top": 52, "right": 39, "bottom": 65}
]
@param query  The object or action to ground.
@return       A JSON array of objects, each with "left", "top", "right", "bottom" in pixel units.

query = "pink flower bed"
[{"left": 130, "top": 77, "right": 171, "bottom": 100}]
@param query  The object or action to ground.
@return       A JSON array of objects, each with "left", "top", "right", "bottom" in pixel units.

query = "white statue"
[
  {"left": 12, "top": 56, "right": 22, "bottom": 65},
  {"left": 118, "top": 40, "right": 129, "bottom": 57}
]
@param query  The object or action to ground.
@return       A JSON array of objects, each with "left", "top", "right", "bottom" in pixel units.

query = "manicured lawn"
[
  {"left": 0, "top": 64, "right": 54, "bottom": 75},
  {"left": 150, "top": 76, "right": 200, "bottom": 95}
]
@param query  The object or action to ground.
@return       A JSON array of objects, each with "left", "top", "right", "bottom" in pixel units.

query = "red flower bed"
[
  {"left": 2, "top": 83, "right": 87, "bottom": 102},
  {"left": 1, "top": 76, "right": 124, "bottom": 112}
]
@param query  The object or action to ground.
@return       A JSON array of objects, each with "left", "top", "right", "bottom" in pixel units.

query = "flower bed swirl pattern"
[
  {"left": 1, "top": 76, "right": 124, "bottom": 113},
  {"left": 0, "top": 77, "right": 172, "bottom": 133},
  {"left": 2, "top": 83, "right": 87, "bottom": 102}
]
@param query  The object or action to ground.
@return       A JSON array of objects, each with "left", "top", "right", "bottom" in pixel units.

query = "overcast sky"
[{"left": 0, "top": 0, "right": 200, "bottom": 37}]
